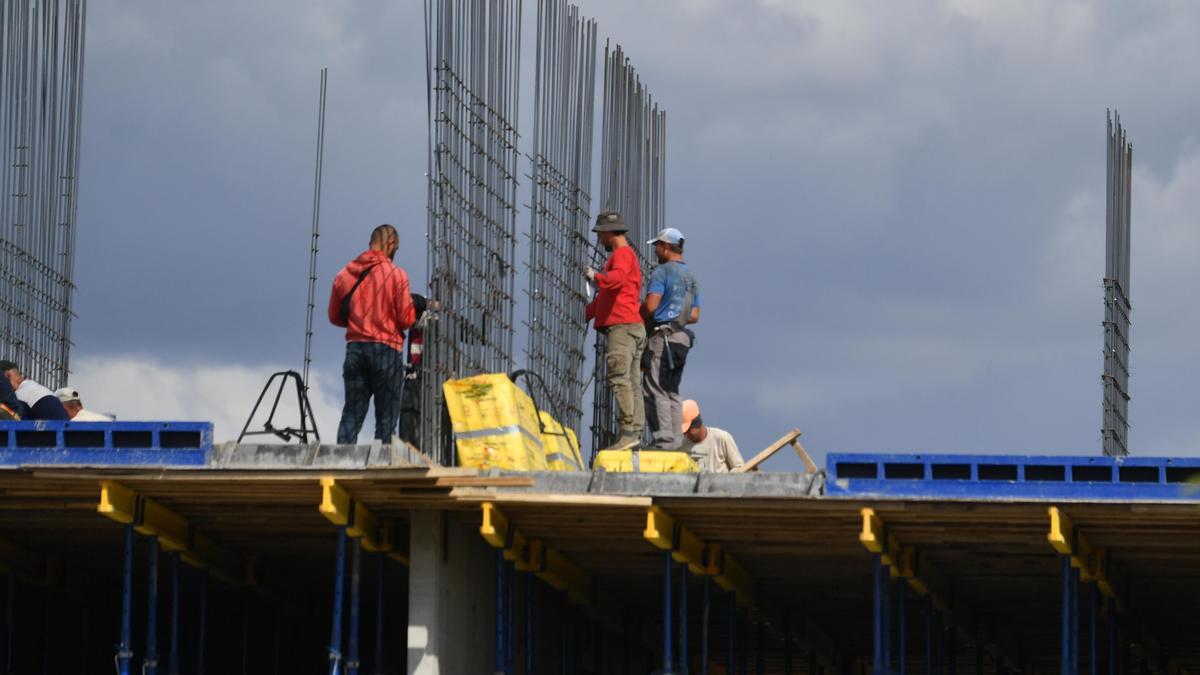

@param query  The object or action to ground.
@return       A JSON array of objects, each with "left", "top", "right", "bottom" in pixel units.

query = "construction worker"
[
  {"left": 641, "top": 228, "right": 699, "bottom": 450},
  {"left": 0, "top": 360, "right": 68, "bottom": 420},
  {"left": 328, "top": 224, "right": 426, "bottom": 444},
  {"left": 586, "top": 211, "right": 646, "bottom": 451},
  {"left": 681, "top": 399, "right": 744, "bottom": 472}
]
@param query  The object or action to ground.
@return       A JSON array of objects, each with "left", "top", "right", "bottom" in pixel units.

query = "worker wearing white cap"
[
  {"left": 681, "top": 399, "right": 743, "bottom": 472},
  {"left": 54, "top": 387, "right": 114, "bottom": 421},
  {"left": 641, "top": 227, "right": 700, "bottom": 450}
]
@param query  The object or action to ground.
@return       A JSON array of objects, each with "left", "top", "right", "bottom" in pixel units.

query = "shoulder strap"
[
  {"left": 670, "top": 263, "right": 697, "bottom": 330},
  {"left": 339, "top": 264, "right": 377, "bottom": 324}
]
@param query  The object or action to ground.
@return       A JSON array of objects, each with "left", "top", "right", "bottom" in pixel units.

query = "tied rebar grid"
[
  {"left": 0, "top": 0, "right": 87, "bottom": 388},
  {"left": 422, "top": 0, "right": 523, "bottom": 464},
  {"left": 1102, "top": 111, "right": 1132, "bottom": 458},
  {"left": 524, "top": 0, "right": 597, "bottom": 436},
  {"left": 302, "top": 68, "right": 328, "bottom": 390},
  {"left": 589, "top": 41, "right": 667, "bottom": 455}
]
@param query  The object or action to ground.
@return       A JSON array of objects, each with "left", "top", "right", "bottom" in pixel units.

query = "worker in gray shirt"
[{"left": 681, "top": 399, "right": 744, "bottom": 472}]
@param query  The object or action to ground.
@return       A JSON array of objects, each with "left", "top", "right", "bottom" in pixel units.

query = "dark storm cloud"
[{"left": 72, "top": 2, "right": 1200, "bottom": 456}]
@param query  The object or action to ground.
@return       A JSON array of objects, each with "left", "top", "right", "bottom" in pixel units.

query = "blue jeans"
[{"left": 336, "top": 342, "right": 405, "bottom": 444}]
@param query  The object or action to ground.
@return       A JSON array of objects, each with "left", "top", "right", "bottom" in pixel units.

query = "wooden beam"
[
  {"left": 318, "top": 477, "right": 409, "bottom": 565},
  {"left": 790, "top": 439, "right": 818, "bottom": 474},
  {"left": 734, "top": 429, "right": 801, "bottom": 473},
  {"left": 479, "top": 503, "right": 591, "bottom": 604},
  {"left": 97, "top": 481, "right": 249, "bottom": 583},
  {"left": 643, "top": 506, "right": 707, "bottom": 574}
]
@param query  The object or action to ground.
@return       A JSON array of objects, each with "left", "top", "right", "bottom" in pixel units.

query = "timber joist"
[
  {"left": 318, "top": 477, "right": 410, "bottom": 566},
  {"left": 1047, "top": 506, "right": 1122, "bottom": 603},
  {"left": 860, "top": 507, "right": 1025, "bottom": 670},
  {"left": 479, "top": 502, "right": 592, "bottom": 605},
  {"left": 644, "top": 506, "right": 755, "bottom": 606},
  {"left": 96, "top": 480, "right": 250, "bottom": 585}
]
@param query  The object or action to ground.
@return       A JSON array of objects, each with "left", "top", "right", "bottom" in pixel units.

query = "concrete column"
[{"left": 407, "top": 511, "right": 494, "bottom": 675}]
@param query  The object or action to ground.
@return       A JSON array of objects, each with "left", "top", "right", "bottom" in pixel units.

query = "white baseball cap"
[{"left": 54, "top": 387, "right": 80, "bottom": 403}]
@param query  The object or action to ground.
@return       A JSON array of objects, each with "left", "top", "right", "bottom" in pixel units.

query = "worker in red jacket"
[
  {"left": 328, "top": 224, "right": 425, "bottom": 444},
  {"left": 586, "top": 211, "right": 646, "bottom": 451}
]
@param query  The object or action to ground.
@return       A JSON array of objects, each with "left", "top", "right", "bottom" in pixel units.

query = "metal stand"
[{"left": 238, "top": 370, "right": 320, "bottom": 443}]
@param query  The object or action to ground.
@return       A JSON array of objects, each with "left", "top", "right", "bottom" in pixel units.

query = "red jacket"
[
  {"left": 328, "top": 250, "right": 416, "bottom": 352},
  {"left": 586, "top": 246, "right": 642, "bottom": 329}
]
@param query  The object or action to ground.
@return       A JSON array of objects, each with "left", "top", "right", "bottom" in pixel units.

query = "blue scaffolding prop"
[
  {"left": 827, "top": 453, "right": 1200, "bottom": 501},
  {"left": 0, "top": 421, "right": 212, "bottom": 466}
]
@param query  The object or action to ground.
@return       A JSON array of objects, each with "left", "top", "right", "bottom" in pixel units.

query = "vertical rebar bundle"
[
  {"left": 524, "top": 0, "right": 597, "bottom": 435},
  {"left": 1101, "top": 111, "right": 1132, "bottom": 457},
  {"left": 589, "top": 41, "right": 667, "bottom": 455},
  {"left": 0, "top": 0, "right": 87, "bottom": 388},
  {"left": 302, "top": 68, "right": 327, "bottom": 391},
  {"left": 423, "top": 0, "right": 523, "bottom": 464}
]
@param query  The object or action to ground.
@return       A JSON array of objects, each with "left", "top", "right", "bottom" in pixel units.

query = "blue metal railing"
[
  {"left": 826, "top": 453, "right": 1200, "bottom": 501},
  {"left": 0, "top": 421, "right": 212, "bottom": 466}
]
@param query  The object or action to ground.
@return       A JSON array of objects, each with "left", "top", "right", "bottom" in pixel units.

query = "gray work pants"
[{"left": 643, "top": 327, "right": 692, "bottom": 449}]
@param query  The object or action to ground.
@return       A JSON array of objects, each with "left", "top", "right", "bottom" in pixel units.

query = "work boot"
[{"left": 601, "top": 434, "right": 640, "bottom": 452}]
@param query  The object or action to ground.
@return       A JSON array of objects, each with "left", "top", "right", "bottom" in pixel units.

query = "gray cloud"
[{"left": 72, "top": 2, "right": 1200, "bottom": 459}]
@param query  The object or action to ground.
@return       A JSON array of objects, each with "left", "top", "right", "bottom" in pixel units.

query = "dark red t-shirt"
[{"left": 586, "top": 246, "right": 642, "bottom": 328}]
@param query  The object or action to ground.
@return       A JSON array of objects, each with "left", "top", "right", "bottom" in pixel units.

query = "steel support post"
[
  {"left": 679, "top": 562, "right": 689, "bottom": 675},
  {"left": 738, "top": 608, "right": 747, "bottom": 675},
  {"left": 662, "top": 551, "right": 673, "bottom": 673},
  {"left": 168, "top": 553, "right": 181, "bottom": 675},
  {"left": 727, "top": 590, "right": 735, "bottom": 675},
  {"left": 1075, "top": 562, "right": 1084, "bottom": 672},
  {"left": 783, "top": 611, "right": 792, "bottom": 675},
  {"left": 116, "top": 525, "right": 134, "bottom": 675},
  {"left": 5, "top": 573, "right": 13, "bottom": 675},
  {"left": 873, "top": 554, "right": 884, "bottom": 675},
  {"left": 347, "top": 537, "right": 362, "bottom": 675},
  {"left": 373, "top": 553, "right": 384, "bottom": 675},
  {"left": 1107, "top": 597, "right": 1116, "bottom": 675},
  {"left": 808, "top": 650, "right": 818, "bottom": 675},
  {"left": 1089, "top": 583, "right": 1098, "bottom": 675},
  {"left": 560, "top": 593, "right": 568, "bottom": 675},
  {"left": 496, "top": 551, "right": 505, "bottom": 674},
  {"left": 924, "top": 596, "right": 933, "bottom": 675},
  {"left": 506, "top": 562, "right": 514, "bottom": 674},
  {"left": 525, "top": 572, "right": 533, "bottom": 675},
  {"left": 197, "top": 570, "right": 208, "bottom": 675},
  {"left": 896, "top": 579, "right": 906, "bottom": 675},
  {"left": 145, "top": 537, "right": 160, "bottom": 675},
  {"left": 755, "top": 618, "right": 764, "bottom": 675},
  {"left": 974, "top": 639, "right": 983, "bottom": 675},
  {"left": 328, "top": 526, "right": 346, "bottom": 675},
  {"left": 945, "top": 624, "right": 955, "bottom": 675},
  {"left": 240, "top": 598, "right": 250, "bottom": 675},
  {"left": 700, "top": 578, "right": 710, "bottom": 675}
]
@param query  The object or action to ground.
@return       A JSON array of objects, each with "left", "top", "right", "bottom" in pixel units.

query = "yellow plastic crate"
[
  {"left": 593, "top": 449, "right": 699, "bottom": 473},
  {"left": 539, "top": 411, "right": 583, "bottom": 471},
  {"left": 444, "top": 374, "right": 547, "bottom": 471}
]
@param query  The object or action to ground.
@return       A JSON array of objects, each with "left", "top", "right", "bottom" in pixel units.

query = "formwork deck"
[{"left": 0, "top": 446, "right": 1198, "bottom": 673}]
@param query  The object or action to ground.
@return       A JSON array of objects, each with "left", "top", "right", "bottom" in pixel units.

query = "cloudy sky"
[{"left": 70, "top": 1, "right": 1200, "bottom": 468}]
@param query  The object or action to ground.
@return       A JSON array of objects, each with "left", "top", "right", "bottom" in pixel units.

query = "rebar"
[
  {"left": 590, "top": 41, "right": 667, "bottom": 455},
  {"left": 422, "top": 0, "right": 523, "bottom": 465},
  {"left": 524, "top": 0, "right": 597, "bottom": 436},
  {"left": 1101, "top": 111, "right": 1132, "bottom": 457},
  {"left": 0, "top": 0, "right": 87, "bottom": 388},
  {"left": 302, "top": 68, "right": 328, "bottom": 390}
]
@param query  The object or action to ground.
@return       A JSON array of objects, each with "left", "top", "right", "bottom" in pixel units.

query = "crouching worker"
[
  {"left": 0, "top": 360, "right": 67, "bottom": 420},
  {"left": 328, "top": 224, "right": 427, "bottom": 444},
  {"left": 681, "top": 399, "right": 744, "bottom": 472}
]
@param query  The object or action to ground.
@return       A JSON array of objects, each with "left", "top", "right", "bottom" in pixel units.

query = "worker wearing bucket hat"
[{"left": 586, "top": 211, "right": 646, "bottom": 451}]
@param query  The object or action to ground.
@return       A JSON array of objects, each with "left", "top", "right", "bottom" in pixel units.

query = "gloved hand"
[{"left": 585, "top": 267, "right": 597, "bottom": 282}]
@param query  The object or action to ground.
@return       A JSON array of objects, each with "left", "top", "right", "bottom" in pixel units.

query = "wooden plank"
[
  {"left": 449, "top": 488, "right": 652, "bottom": 507},
  {"left": 734, "top": 429, "right": 802, "bottom": 473}
]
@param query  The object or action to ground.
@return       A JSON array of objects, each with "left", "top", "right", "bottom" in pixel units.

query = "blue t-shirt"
[{"left": 646, "top": 261, "right": 700, "bottom": 325}]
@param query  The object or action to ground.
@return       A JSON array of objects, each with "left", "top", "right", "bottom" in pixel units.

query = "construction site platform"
[{"left": 0, "top": 434, "right": 1197, "bottom": 674}]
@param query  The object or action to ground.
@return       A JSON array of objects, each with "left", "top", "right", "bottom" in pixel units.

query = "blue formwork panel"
[
  {"left": 0, "top": 421, "right": 212, "bottom": 466},
  {"left": 825, "top": 453, "right": 1200, "bottom": 502}
]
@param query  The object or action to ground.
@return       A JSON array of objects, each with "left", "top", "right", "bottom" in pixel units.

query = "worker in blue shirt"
[{"left": 640, "top": 228, "right": 700, "bottom": 450}]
